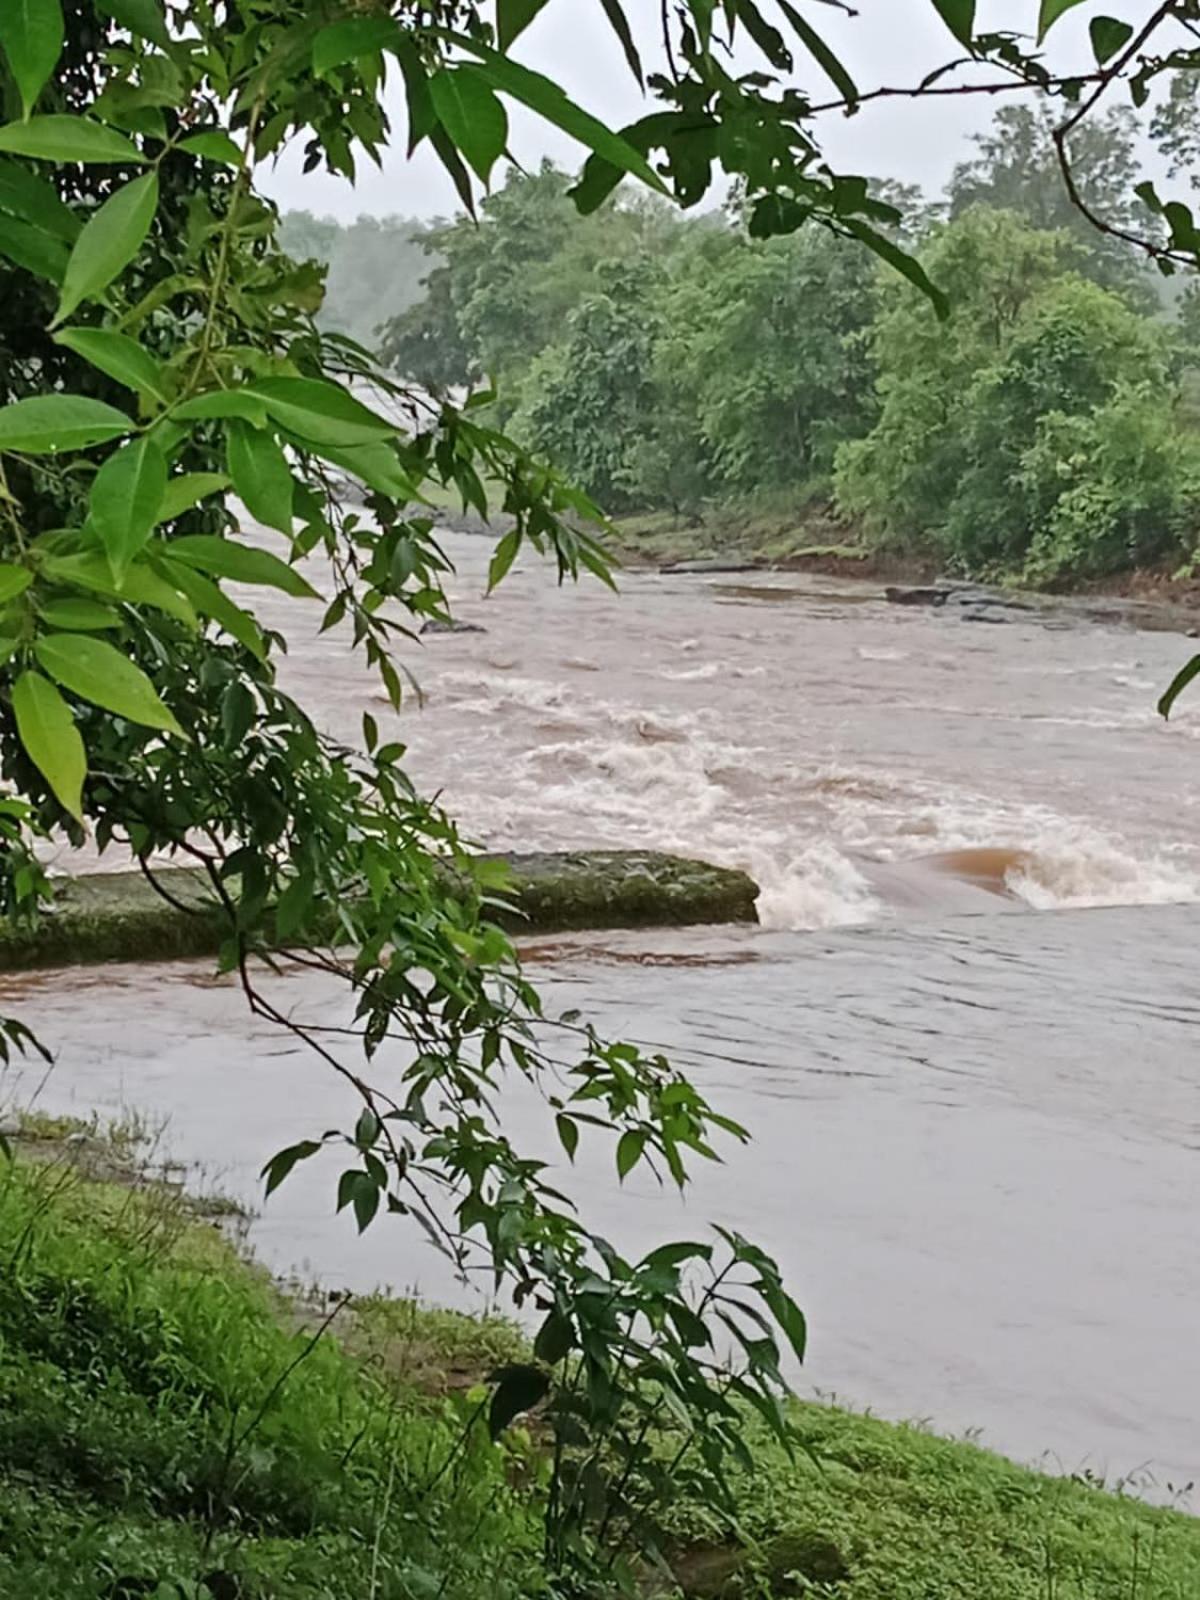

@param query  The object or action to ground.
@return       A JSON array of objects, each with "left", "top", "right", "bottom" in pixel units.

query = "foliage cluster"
[{"left": 378, "top": 108, "right": 1200, "bottom": 582}]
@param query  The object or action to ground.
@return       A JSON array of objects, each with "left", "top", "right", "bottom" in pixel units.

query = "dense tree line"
[{"left": 359, "top": 107, "right": 1200, "bottom": 585}]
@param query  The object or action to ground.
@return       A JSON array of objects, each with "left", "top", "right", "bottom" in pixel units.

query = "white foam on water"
[
  {"left": 1006, "top": 832, "right": 1200, "bottom": 911},
  {"left": 406, "top": 660, "right": 1200, "bottom": 933},
  {"left": 750, "top": 843, "right": 883, "bottom": 930}
]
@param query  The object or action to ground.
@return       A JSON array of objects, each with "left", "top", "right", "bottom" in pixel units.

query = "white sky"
[{"left": 258, "top": 0, "right": 1157, "bottom": 222}]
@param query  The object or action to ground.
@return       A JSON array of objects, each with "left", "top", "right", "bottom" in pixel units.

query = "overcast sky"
[{"left": 259, "top": 1, "right": 1151, "bottom": 222}]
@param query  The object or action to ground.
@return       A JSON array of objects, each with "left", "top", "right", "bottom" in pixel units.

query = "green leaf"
[
  {"left": 555, "top": 1113, "right": 578, "bottom": 1160},
  {"left": 246, "top": 378, "right": 397, "bottom": 447},
  {"left": 94, "top": 0, "right": 172, "bottom": 49},
  {"left": 301, "top": 439, "right": 414, "bottom": 500},
  {"left": 261, "top": 1139, "right": 321, "bottom": 1198},
  {"left": 1158, "top": 654, "right": 1200, "bottom": 719},
  {"left": 0, "top": 115, "right": 144, "bottom": 165},
  {"left": 0, "top": 563, "right": 32, "bottom": 602},
  {"left": 0, "top": 393, "right": 131, "bottom": 453},
  {"left": 0, "top": 0, "right": 65, "bottom": 119},
  {"left": 226, "top": 419, "right": 293, "bottom": 534},
  {"left": 312, "top": 16, "right": 397, "bottom": 75},
  {"left": 1038, "top": 0, "right": 1086, "bottom": 40},
  {"left": 842, "top": 217, "right": 949, "bottom": 318},
  {"left": 12, "top": 670, "right": 85, "bottom": 819},
  {"left": 161, "top": 560, "right": 266, "bottom": 661},
  {"left": 55, "top": 172, "right": 158, "bottom": 325},
  {"left": 179, "top": 130, "right": 243, "bottom": 166},
  {"left": 596, "top": 0, "right": 643, "bottom": 86},
  {"left": 53, "top": 328, "right": 168, "bottom": 403},
  {"left": 0, "top": 213, "right": 69, "bottom": 281},
  {"left": 275, "top": 871, "right": 315, "bottom": 938},
  {"left": 172, "top": 390, "right": 269, "bottom": 426},
  {"left": 0, "top": 157, "right": 79, "bottom": 239},
  {"left": 37, "top": 597, "right": 120, "bottom": 630},
  {"left": 497, "top": 0, "right": 550, "bottom": 50},
  {"left": 488, "top": 528, "right": 521, "bottom": 592},
  {"left": 35, "top": 632, "right": 183, "bottom": 734},
  {"left": 41, "top": 551, "right": 196, "bottom": 626},
  {"left": 762, "top": 1282, "right": 807, "bottom": 1364},
  {"left": 487, "top": 1365, "right": 550, "bottom": 1439},
  {"left": 436, "top": 32, "right": 668, "bottom": 194},
  {"left": 336, "top": 1168, "right": 380, "bottom": 1233},
  {"left": 616, "top": 1128, "right": 645, "bottom": 1180},
  {"left": 776, "top": 0, "right": 857, "bottom": 101},
  {"left": 533, "top": 1310, "right": 573, "bottom": 1365},
  {"left": 90, "top": 435, "right": 167, "bottom": 579},
  {"left": 1089, "top": 14, "right": 1132, "bottom": 62},
  {"left": 430, "top": 67, "right": 508, "bottom": 183},
  {"left": 157, "top": 471, "right": 229, "bottom": 522},
  {"left": 929, "top": 0, "right": 974, "bottom": 45},
  {"left": 168, "top": 535, "right": 319, "bottom": 599}
]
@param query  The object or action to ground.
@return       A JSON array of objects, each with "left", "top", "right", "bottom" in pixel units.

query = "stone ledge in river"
[{"left": 0, "top": 851, "right": 759, "bottom": 972}]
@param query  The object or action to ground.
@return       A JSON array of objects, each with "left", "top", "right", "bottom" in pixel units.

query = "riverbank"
[
  {"left": 0, "top": 852, "right": 758, "bottom": 973},
  {"left": 1, "top": 1121, "right": 1197, "bottom": 1598},
  {"left": 611, "top": 502, "right": 1200, "bottom": 620}
]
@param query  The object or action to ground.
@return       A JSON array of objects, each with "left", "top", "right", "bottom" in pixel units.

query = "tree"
[
  {"left": 383, "top": 161, "right": 681, "bottom": 406},
  {"left": 508, "top": 256, "right": 668, "bottom": 509},
  {"left": 835, "top": 209, "right": 1198, "bottom": 579},
  {"left": 947, "top": 102, "right": 1155, "bottom": 296},
  {"left": 657, "top": 226, "right": 882, "bottom": 498}
]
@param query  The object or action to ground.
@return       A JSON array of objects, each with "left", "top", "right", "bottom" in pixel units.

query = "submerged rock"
[
  {"left": 0, "top": 852, "right": 759, "bottom": 972},
  {"left": 420, "top": 618, "right": 487, "bottom": 635},
  {"left": 884, "top": 585, "right": 949, "bottom": 607},
  {"left": 661, "top": 559, "right": 764, "bottom": 574},
  {"left": 885, "top": 583, "right": 1036, "bottom": 619}
]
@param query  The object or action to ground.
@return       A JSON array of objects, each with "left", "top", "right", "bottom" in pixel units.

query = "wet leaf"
[
  {"left": 90, "top": 435, "right": 167, "bottom": 578},
  {"left": 12, "top": 669, "right": 85, "bottom": 819},
  {"left": 0, "top": 115, "right": 144, "bottom": 165},
  {"left": 0, "top": 0, "right": 65, "bottom": 119},
  {"left": 0, "top": 564, "right": 32, "bottom": 603},
  {"left": 497, "top": 0, "right": 550, "bottom": 50},
  {"left": 430, "top": 67, "right": 508, "bottom": 183},
  {"left": 55, "top": 172, "right": 158, "bottom": 325},
  {"left": 54, "top": 327, "right": 169, "bottom": 403},
  {"left": 169, "top": 534, "right": 319, "bottom": 598},
  {"left": 0, "top": 393, "right": 131, "bottom": 453},
  {"left": 226, "top": 419, "right": 294, "bottom": 534},
  {"left": 262, "top": 1139, "right": 321, "bottom": 1198},
  {"left": 1158, "top": 654, "right": 1200, "bottom": 719},
  {"left": 488, "top": 1364, "right": 550, "bottom": 1439},
  {"left": 35, "top": 632, "right": 183, "bottom": 735}
]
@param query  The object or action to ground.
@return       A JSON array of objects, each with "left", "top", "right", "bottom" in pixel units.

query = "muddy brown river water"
[{"left": 3, "top": 532, "right": 1199, "bottom": 1500}]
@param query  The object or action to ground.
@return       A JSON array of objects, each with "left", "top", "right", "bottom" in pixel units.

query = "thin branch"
[
  {"left": 1058, "top": 0, "right": 1176, "bottom": 139},
  {"left": 806, "top": 66, "right": 1105, "bottom": 119},
  {"left": 135, "top": 855, "right": 206, "bottom": 918}
]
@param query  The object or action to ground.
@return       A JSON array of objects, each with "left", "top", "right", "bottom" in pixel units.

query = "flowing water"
[{"left": 5, "top": 532, "right": 1200, "bottom": 1498}]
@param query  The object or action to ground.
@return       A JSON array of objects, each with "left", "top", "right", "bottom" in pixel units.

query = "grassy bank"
[{"left": 1, "top": 1125, "right": 1198, "bottom": 1598}]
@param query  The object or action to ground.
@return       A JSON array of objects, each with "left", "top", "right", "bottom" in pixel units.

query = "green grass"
[
  {"left": 0, "top": 1154, "right": 539, "bottom": 1599},
  {"left": 0, "top": 1142, "right": 1198, "bottom": 1598}
]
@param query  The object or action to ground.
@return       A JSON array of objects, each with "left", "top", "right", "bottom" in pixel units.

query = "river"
[{"left": 2, "top": 531, "right": 1199, "bottom": 1501}]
